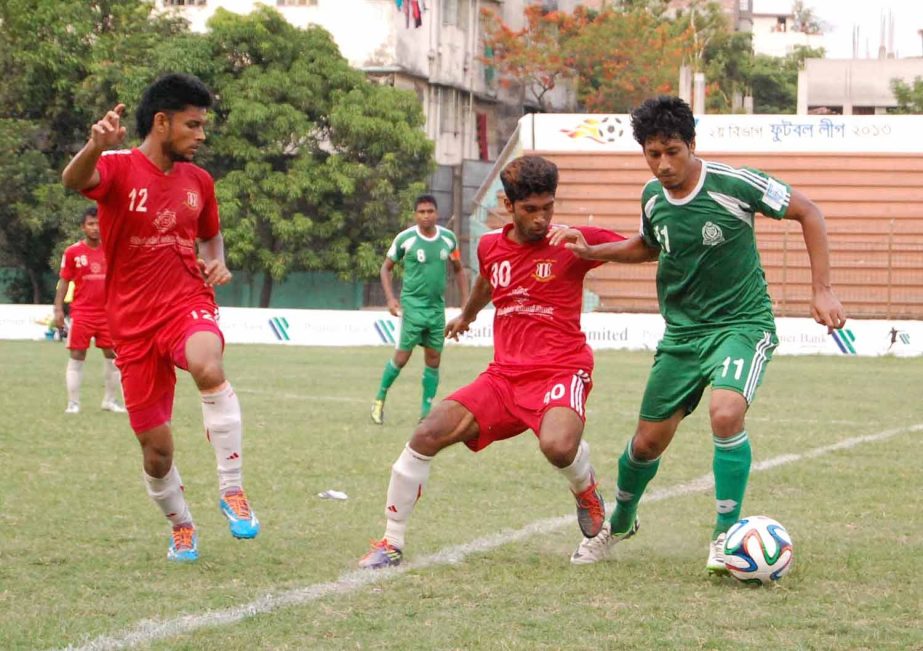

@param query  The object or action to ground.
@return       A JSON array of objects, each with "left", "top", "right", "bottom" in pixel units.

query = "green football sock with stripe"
[
  {"left": 610, "top": 438, "right": 660, "bottom": 535},
  {"left": 713, "top": 430, "right": 751, "bottom": 538},
  {"left": 376, "top": 359, "right": 402, "bottom": 401},
  {"left": 421, "top": 365, "right": 439, "bottom": 418}
]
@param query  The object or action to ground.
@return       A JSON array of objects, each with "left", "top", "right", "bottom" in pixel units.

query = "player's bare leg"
[
  {"left": 137, "top": 423, "right": 198, "bottom": 561},
  {"left": 359, "top": 400, "right": 479, "bottom": 569},
  {"left": 539, "top": 407, "right": 605, "bottom": 539},
  {"left": 185, "top": 330, "right": 260, "bottom": 539}
]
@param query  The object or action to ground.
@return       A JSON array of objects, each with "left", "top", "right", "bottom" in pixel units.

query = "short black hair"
[
  {"left": 500, "top": 155, "right": 558, "bottom": 203},
  {"left": 81, "top": 206, "right": 98, "bottom": 224},
  {"left": 630, "top": 96, "right": 696, "bottom": 147},
  {"left": 415, "top": 194, "right": 438, "bottom": 210},
  {"left": 136, "top": 73, "right": 213, "bottom": 139}
]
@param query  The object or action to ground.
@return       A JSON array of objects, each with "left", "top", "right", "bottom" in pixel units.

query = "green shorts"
[
  {"left": 398, "top": 309, "right": 446, "bottom": 352},
  {"left": 639, "top": 326, "right": 778, "bottom": 421}
]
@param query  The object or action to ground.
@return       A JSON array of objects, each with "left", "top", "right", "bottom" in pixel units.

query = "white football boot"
[
  {"left": 706, "top": 532, "right": 729, "bottom": 575},
  {"left": 570, "top": 518, "right": 640, "bottom": 565}
]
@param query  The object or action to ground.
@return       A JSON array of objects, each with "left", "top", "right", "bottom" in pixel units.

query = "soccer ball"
[{"left": 722, "top": 516, "right": 793, "bottom": 585}]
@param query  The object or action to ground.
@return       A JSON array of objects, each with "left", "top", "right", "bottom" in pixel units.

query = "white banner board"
[
  {"left": 2, "top": 304, "right": 919, "bottom": 357},
  {"left": 522, "top": 113, "right": 923, "bottom": 154}
]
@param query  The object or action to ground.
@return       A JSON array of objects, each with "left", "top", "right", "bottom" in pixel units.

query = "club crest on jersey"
[
  {"left": 153, "top": 209, "right": 177, "bottom": 234},
  {"left": 440, "top": 249, "right": 448, "bottom": 260},
  {"left": 532, "top": 259, "right": 556, "bottom": 282},
  {"left": 90, "top": 262, "right": 102, "bottom": 274},
  {"left": 702, "top": 221, "right": 725, "bottom": 246},
  {"left": 183, "top": 190, "right": 199, "bottom": 210}
]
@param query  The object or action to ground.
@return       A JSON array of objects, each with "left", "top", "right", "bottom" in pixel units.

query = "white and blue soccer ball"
[{"left": 722, "top": 515, "right": 794, "bottom": 585}]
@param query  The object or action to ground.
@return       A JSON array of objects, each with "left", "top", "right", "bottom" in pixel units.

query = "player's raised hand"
[
  {"left": 548, "top": 227, "right": 592, "bottom": 258},
  {"left": 445, "top": 316, "right": 471, "bottom": 341},
  {"left": 90, "top": 104, "right": 127, "bottom": 149},
  {"left": 810, "top": 287, "right": 846, "bottom": 334},
  {"left": 197, "top": 258, "right": 233, "bottom": 286}
]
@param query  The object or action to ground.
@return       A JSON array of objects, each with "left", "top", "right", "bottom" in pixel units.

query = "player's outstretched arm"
[
  {"left": 446, "top": 274, "right": 491, "bottom": 341},
  {"left": 548, "top": 228, "right": 658, "bottom": 263},
  {"left": 62, "top": 104, "right": 127, "bottom": 191},
  {"left": 782, "top": 188, "right": 846, "bottom": 333},
  {"left": 197, "top": 234, "right": 232, "bottom": 286}
]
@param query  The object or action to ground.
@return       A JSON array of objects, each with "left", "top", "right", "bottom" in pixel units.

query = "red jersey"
[
  {"left": 478, "top": 224, "right": 625, "bottom": 371},
  {"left": 59, "top": 240, "right": 107, "bottom": 319},
  {"left": 82, "top": 148, "right": 220, "bottom": 340}
]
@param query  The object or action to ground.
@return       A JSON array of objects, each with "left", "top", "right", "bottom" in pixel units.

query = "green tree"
[
  {"left": 178, "top": 8, "right": 433, "bottom": 306},
  {"left": 890, "top": 77, "right": 923, "bottom": 113},
  {"left": 749, "top": 45, "right": 823, "bottom": 114},
  {"left": 0, "top": 0, "right": 186, "bottom": 302}
]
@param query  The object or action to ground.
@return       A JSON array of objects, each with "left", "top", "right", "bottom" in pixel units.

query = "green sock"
[
  {"left": 610, "top": 438, "right": 660, "bottom": 535},
  {"left": 376, "top": 360, "right": 402, "bottom": 400},
  {"left": 421, "top": 365, "right": 439, "bottom": 417},
  {"left": 713, "top": 430, "right": 751, "bottom": 538}
]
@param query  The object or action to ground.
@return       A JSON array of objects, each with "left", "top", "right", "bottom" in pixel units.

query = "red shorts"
[
  {"left": 67, "top": 313, "right": 113, "bottom": 350},
  {"left": 115, "top": 304, "right": 224, "bottom": 434},
  {"left": 447, "top": 366, "right": 593, "bottom": 452}
]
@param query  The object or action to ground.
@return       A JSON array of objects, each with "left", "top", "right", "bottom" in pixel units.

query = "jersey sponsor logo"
[
  {"left": 762, "top": 177, "right": 788, "bottom": 211},
  {"left": 153, "top": 209, "right": 177, "bottom": 234},
  {"left": 532, "top": 259, "right": 556, "bottom": 282},
  {"left": 90, "top": 262, "right": 102, "bottom": 274},
  {"left": 183, "top": 190, "right": 199, "bottom": 210},
  {"left": 702, "top": 221, "right": 725, "bottom": 246}
]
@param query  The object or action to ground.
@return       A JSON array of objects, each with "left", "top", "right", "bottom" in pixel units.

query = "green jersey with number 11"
[
  {"left": 387, "top": 225, "right": 459, "bottom": 313},
  {"left": 640, "top": 160, "right": 792, "bottom": 336}
]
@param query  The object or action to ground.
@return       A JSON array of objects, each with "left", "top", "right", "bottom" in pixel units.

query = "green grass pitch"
[{"left": 1, "top": 340, "right": 921, "bottom": 649}]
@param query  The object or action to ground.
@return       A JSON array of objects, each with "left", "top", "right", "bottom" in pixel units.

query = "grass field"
[{"left": 1, "top": 340, "right": 921, "bottom": 650}]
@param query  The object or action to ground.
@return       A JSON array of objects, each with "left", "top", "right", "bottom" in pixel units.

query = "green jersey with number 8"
[
  {"left": 387, "top": 225, "right": 459, "bottom": 313},
  {"left": 639, "top": 160, "right": 791, "bottom": 336}
]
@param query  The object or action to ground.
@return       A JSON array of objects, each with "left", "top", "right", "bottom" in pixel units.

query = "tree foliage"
[{"left": 890, "top": 77, "right": 923, "bottom": 114}]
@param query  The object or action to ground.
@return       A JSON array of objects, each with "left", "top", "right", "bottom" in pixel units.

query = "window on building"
[
  {"left": 440, "top": 88, "right": 459, "bottom": 135},
  {"left": 277, "top": 0, "right": 317, "bottom": 5},
  {"left": 163, "top": 0, "right": 206, "bottom": 6},
  {"left": 442, "top": 0, "right": 458, "bottom": 26}
]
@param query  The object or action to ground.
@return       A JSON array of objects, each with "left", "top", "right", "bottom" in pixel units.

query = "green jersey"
[
  {"left": 640, "top": 159, "right": 792, "bottom": 336},
  {"left": 387, "top": 225, "right": 459, "bottom": 312}
]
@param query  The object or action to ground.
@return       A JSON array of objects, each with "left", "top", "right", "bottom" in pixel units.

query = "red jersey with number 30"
[
  {"left": 82, "top": 148, "right": 220, "bottom": 340},
  {"left": 59, "top": 241, "right": 107, "bottom": 319},
  {"left": 478, "top": 224, "right": 625, "bottom": 371}
]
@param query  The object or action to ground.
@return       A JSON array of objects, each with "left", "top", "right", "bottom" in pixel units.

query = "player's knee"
[
  {"left": 539, "top": 436, "right": 574, "bottom": 467},
  {"left": 630, "top": 435, "right": 662, "bottom": 462},
  {"left": 141, "top": 444, "right": 173, "bottom": 477},
  {"left": 188, "top": 358, "right": 225, "bottom": 389},
  {"left": 710, "top": 404, "right": 745, "bottom": 437}
]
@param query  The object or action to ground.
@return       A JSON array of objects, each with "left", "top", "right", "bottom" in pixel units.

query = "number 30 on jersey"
[{"left": 490, "top": 261, "right": 511, "bottom": 288}]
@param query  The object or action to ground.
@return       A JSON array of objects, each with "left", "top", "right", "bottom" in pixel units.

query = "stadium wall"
[
  {"left": 467, "top": 113, "right": 923, "bottom": 320},
  {"left": 2, "top": 304, "right": 919, "bottom": 357}
]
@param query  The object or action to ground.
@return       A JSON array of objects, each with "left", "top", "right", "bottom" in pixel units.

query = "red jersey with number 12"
[
  {"left": 478, "top": 224, "right": 625, "bottom": 371},
  {"left": 82, "top": 148, "right": 220, "bottom": 340},
  {"left": 59, "top": 241, "right": 107, "bottom": 319}
]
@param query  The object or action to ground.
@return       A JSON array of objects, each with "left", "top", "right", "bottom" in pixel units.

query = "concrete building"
[
  {"left": 797, "top": 57, "right": 923, "bottom": 115},
  {"left": 156, "top": 0, "right": 579, "bottom": 167}
]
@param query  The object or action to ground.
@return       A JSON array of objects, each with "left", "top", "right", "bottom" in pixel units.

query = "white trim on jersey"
[
  {"left": 100, "top": 149, "right": 132, "bottom": 156},
  {"left": 706, "top": 191, "right": 754, "bottom": 228},
  {"left": 440, "top": 235, "right": 455, "bottom": 250},
  {"left": 662, "top": 163, "right": 707, "bottom": 206},
  {"left": 414, "top": 225, "right": 440, "bottom": 242},
  {"left": 400, "top": 236, "right": 418, "bottom": 252}
]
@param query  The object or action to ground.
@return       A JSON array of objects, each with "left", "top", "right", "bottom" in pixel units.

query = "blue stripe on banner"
[
  {"left": 373, "top": 321, "right": 388, "bottom": 344},
  {"left": 831, "top": 332, "right": 847, "bottom": 354},
  {"left": 268, "top": 319, "right": 282, "bottom": 341}
]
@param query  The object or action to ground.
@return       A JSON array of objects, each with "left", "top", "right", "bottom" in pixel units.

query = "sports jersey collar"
[
  {"left": 132, "top": 147, "right": 186, "bottom": 177},
  {"left": 501, "top": 222, "right": 545, "bottom": 247},
  {"left": 662, "top": 158, "right": 707, "bottom": 206},
  {"left": 414, "top": 225, "right": 439, "bottom": 241}
]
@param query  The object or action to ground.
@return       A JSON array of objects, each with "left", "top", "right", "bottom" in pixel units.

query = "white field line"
[{"left": 62, "top": 422, "right": 923, "bottom": 651}]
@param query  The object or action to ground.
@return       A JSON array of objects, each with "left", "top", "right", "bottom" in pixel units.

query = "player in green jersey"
[
  {"left": 372, "top": 195, "right": 469, "bottom": 424},
  {"left": 551, "top": 96, "right": 846, "bottom": 571}
]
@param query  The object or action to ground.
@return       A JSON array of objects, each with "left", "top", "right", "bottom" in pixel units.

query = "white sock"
[
  {"left": 103, "top": 358, "right": 121, "bottom": 403},
  {"left": 557, "top": 439, "right": 595, "bottom": 493},
  {"left": 66, "top": 358, "right": 84, "bottom": 404},
  {"left": 383, "top": 444, "right": 433, "bottom": 550},
  {"left": 201, "top": 382, "right": 243, "bottom": 493},
  {"left": 143, "top": 465, "right": 193, "bottom": 527}
]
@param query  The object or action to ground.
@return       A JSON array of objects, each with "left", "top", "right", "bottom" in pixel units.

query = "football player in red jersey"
[
  {"left": 54, "top": 205, "right": 125, "bottom": 415},
  {"left": 359, "top": 155, "right": 626, "bottom": 569},
  {"left": 62, "top": 73, "right": 259, "bottom": 562}
]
